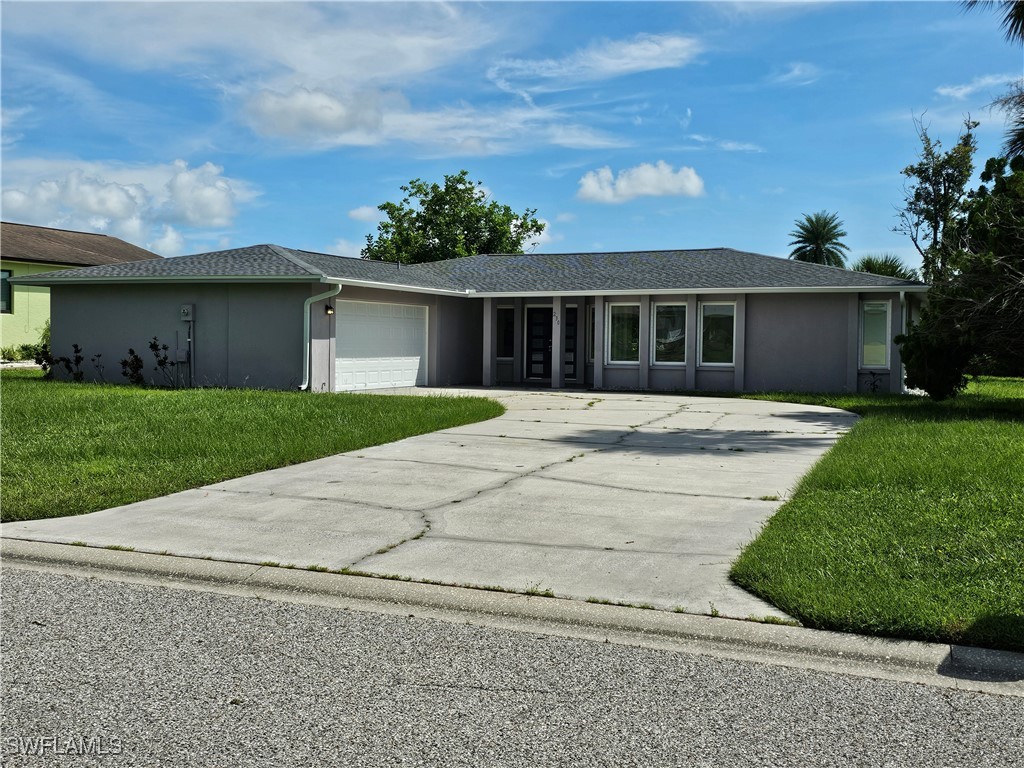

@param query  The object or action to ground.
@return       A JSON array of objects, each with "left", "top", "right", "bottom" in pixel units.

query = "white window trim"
[
  {"left": 650, "top": 302, "right": 686, "bottom": 367},
  {"left": 605, "top": 302, "right": 641, "bottom": 366},
  {"left": 859, "top": 300, "right": 891, "bottom": 370},
  {"left": 698, "top": 301, "right": 736, "bottom": 368},
  {"left": 495, "top": 305, "right": 515, "bottom": 361}
]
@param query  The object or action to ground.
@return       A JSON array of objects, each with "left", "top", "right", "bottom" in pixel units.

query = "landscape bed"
[{"left": 733, "top": 377, "right": 1024, "bottom": 653}]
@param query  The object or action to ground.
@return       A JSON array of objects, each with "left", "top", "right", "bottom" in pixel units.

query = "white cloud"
[
  {"left": 1, "top": 158, "right": 257, "bottom": 253},
  {"left": 680, "top": 107, "right": 693, "bottom": 130},
  {"left": 246, "top": 88, "right": 383, "bottom": 140},
  {"left": 771, "top": 62, "right": 821, "bottom": 86},
  {"left": 686, "top": 134, "right": 763, "bottom": 152},
  {"left": 148, "top": 225, "right": 186, "bottom": 257},
  {"left": 524, "top": 218, "right": 561, "bottom": 251},
  {"left": 348, "top": 205, "right": 383, "bottom": 223},
  {"left": 935, "top": 74, "right": 1017, "bottom": 100},
  {"left": 577, "top": 161, "right": 705, "bottom": 204},
  {"left": 555, "top": 212, "right": 576, "bottom": 223},
  {"left": 490, "top": 34, "right": 702, "bottom": 88},
  {"left": 327, "top": 238, "right": 365, "bottom": 259}
]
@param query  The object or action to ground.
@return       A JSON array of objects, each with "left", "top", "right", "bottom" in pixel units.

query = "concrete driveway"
[{"left": 1, "top": 389, "right": 856, "bottom": 619}]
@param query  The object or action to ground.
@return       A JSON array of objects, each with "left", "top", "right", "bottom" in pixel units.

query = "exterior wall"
[
  {"left": 1, "top": 260, "right": 74, "bottom": 348},
  {"left": 744, "top": 293, "right": 852, "bottom": 392},
  {"left": 50, "top": 282, "right": 315, "bottom": 389}
]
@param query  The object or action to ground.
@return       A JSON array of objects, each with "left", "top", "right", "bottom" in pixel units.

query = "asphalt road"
[{"left": 3, "top": 567, "right": 1022, "bottom": 768}]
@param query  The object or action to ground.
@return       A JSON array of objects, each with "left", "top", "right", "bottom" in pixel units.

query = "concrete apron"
[{"left": 1, "top": 389, "right": 856, "bottom": 620}]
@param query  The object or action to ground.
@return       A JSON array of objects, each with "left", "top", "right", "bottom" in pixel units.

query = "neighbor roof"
[
  {"left": 11, "top": 243, "right": 927, "bottom": 295},
  {"left": 1, "top": 222, "right": 161, "bottom": 267}
]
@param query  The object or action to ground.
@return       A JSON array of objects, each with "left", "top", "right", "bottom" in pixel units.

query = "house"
[
  {"left": 10, "top": 244, "right": 928, "bottom": 393},
  {"left": 1, "top": 222, "right": 161, "bottom": 349}
]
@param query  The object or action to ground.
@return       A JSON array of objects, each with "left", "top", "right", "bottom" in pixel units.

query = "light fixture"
[{"left": 325, "top": 305, "right": 335, "bottom": 316}]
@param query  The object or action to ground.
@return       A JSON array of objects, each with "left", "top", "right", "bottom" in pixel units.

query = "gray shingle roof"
[{"left": 12, "top": 244, "right": 926, "bottom": 293}]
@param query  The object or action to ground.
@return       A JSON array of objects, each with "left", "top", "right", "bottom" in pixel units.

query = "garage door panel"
[{"left": 335, "top": 301, "right": 427, "bottom": 391}]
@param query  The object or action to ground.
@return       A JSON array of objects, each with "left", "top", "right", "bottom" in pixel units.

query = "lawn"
[
  {"left": 732, "top": 377, "right": 1024, "bottom": 652},
  {"left": 0, "top": 370, "right": 503, "bottom": 523}
]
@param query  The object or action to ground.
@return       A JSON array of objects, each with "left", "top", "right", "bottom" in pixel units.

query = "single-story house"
[
  {"left": 11, "top": 244, "right": 928, "bottom": 393},
  {"left": 1, "top": 222, "right": 161, "bottom": 348}
]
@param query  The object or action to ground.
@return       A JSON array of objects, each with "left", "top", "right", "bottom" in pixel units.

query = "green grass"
[
  {"left": 732, "top": 377, "right": 1024, "bottom": 652},
  {"left": 0, "top": 369, "right": 504, "bottom": 522}
]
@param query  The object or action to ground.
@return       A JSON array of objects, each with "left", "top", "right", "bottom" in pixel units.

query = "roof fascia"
[
  {"left": 466, "top": 285, "right": 930, "bottom": 298},
  {"left": 321, "top": 276, "right": 469, "bottom": 297},
  {"left": 8, "top": 275, "right": 321, "bottom": 286}
]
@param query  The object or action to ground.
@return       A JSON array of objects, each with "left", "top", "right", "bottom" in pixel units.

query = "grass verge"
[
  {"left": 731, "top": 377, "right": 1024, "bottom": 653},
  {"left": 0, "top": 369, "right": 503, "bottom": 522}
]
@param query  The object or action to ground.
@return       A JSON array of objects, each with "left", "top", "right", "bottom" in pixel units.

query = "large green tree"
[
  {"left": 787, "top": 211, "right": 850, "bottom": 267},
  {"left": 894, "top": 119, "right": 978, "bottom": 283},
  {"left": 361, "top": 170, "right": 545, "bottom": 264},
  {"left": 898, "top": 155, "right": 1024, "bottom": 398},
  {"left": 849, "top": 253, "right": 920, "bottom": 280}
]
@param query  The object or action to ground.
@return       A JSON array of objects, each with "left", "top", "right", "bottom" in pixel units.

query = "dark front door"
[{"left": 526, "top": 306, "right": 551, "bottom": 380}]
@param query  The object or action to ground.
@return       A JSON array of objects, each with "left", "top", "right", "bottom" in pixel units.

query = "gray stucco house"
[{"left": 12, "top": 244, "right": 927, "bottom": 394}]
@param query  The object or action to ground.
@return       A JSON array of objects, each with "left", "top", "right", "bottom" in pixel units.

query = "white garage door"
[{"left": 335, "top": 300, "right": 428, "bottom": 391}]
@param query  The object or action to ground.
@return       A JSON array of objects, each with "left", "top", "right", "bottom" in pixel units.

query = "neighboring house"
[
  {"left": 10, "top": 244, "right": 928, "bottom": 393},
  {"left": 1, "top": 222, "right": 161, "bottom": 348}
]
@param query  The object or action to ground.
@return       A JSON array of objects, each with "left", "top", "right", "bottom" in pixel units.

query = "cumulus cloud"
[
  {"left": 1, "top": 158, "right": 256, "bottom": 255},
  {"left": 771, "top": 62, "right": 821, "bottom": 86},
  {"left": 577, "top": 161, "right": 704, "bottom": 204},
  {"left": 348, "top": 205, "right": 383, "bottom": 222},
  {"left": 936, "top": 74, "right": 1017, "bottom": 100}
]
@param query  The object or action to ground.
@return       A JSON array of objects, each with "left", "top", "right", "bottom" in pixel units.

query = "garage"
[{"left": 335, "top": 300, "right": 428, "bottom": 391}]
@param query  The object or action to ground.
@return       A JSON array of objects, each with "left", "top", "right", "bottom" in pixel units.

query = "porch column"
[
  {"left": 513, "top": 297, "right": 524, "bottom": 384},
  {"left": 482, "top": 297, "right": 496, "bottom": 386},
  {"left": 593, "top": 296, "right": 605, "bottom": 389},
  {"left": 846, "top": 294, "right": 859, "bottom": 393},
  {"left": 638, "top": 294, "right": 651, "bottom": 390},
  {"left": 891, "top": 293, "right": 905, "bottom": 393},
  {"left": 551, "top": 296, "right": 566, "bottom": 389},
  {"left": 685, "top": 294, "right": 697, "bottom": 390},
  {"left": 733, "top": 294, "right": 746, "bottom": 392}
]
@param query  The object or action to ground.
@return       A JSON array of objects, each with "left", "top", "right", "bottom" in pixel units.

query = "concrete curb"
[{"left": 3, "top": 538, "right": 1022, "bottom": 697}]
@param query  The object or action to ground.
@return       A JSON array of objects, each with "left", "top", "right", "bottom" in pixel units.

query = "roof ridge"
[{"left": 265, "top": 244, "right": 323, "bottom": 277}]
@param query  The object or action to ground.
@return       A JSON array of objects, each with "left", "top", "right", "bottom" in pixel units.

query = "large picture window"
[
  {"left": 607, "top": 304, "right": 640, "bottom": 363},
  {"left": 699, "top": 302, "right": 735, "bottom": 366},
  {"left": 496, "top": 306, "right": 514, "bottom": 359},
  {"left": 860, "top": 301, "right": 890, "bottom": 368},
  {"left": 1, "top": 270, "right": 11, "bottom": 314},
  {"left": 652, "top": 304, "right": 686, "bottom": 365}
]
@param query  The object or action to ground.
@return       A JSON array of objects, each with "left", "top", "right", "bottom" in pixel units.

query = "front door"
[
  {"left": 524, "top": 306, "right": 578, "bottom": 381},
  {"left": 525, "top": 306, "right": 551, "bottom": 380}
]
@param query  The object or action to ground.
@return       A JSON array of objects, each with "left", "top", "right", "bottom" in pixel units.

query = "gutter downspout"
[{"left": 299, "top": 284, "right": 342, "bottom": 391}]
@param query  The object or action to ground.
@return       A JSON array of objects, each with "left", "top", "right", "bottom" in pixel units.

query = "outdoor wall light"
[{"left": 325, "top": 305, "right": 335, "bottom": 316}]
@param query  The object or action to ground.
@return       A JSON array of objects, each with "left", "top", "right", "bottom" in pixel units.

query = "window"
[
  {"left": 586, "top": 305, "right": 595, "bottom": 362},
  {"left": 496, "top": 306, "right": 514, "bottom": 358},
  {"left": 860, "top": 301, "right": 890, "bottom": 368},
  {"left": 652, "top": 304, "right": 686, "bottom": 365},
  {"left": 699, "top": 302, "right": 735, "bottom": 366},
  {"left": 607, "top": 304, "right": 640, "bottom": 363},
  {"left": 1, "top": 270, "right": 10, "bottom": 314}
]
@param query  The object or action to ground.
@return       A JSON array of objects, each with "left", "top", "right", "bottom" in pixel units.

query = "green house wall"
[{"left": 1, "top": 260, "right": 74, "bottom": 348}]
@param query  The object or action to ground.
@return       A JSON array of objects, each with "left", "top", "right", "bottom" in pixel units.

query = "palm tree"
[
  {"left": 963, "top": 1, "right": 1024, "bottom": 157},
  {"left": 788, "top": 211, "right": 850, "bottom": 267},
  {"left": 850, "top": 253, "right": 920, "bottom": 281}
]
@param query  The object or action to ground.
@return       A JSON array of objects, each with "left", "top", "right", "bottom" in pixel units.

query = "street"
[{"left": 2, "top": 567, "right": 1022, "bottom": 767}]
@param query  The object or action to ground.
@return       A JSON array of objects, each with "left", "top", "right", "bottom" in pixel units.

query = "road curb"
[{"left": 3, "top": 538, "right": 1022, "bottom": 697}]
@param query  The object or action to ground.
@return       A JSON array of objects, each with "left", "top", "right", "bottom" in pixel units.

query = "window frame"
[
  {"left": 650, "top": 302, "right": 686, "bottom": 367},
  {"left": 605, "top": 302, "right": 641, "bottom": 365},
  {"left": 698, "top": 301, "right": 736, "bottom": 367},
  {"left": 1, "top": 270, "right": 11, "bottom": 315},
  {"left": 859, "top": 300, "right": 891, "bottom": 370}
]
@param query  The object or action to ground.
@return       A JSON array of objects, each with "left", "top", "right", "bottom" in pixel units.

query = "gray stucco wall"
[{"left": 50, "top": 282, "right": 317, "bottom": 389}]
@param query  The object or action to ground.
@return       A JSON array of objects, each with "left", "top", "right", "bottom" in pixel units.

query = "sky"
[{"left": 2, "top": 1, "right": 1022, "bottom": 271}]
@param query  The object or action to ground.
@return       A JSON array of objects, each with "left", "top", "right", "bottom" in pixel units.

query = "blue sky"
[{"left": 2, "top": 1, "right": 1021, "bottom": 270}]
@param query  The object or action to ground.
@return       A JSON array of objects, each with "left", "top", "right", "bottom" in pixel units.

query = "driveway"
[{"left": 1, "top": 389, "right": 855, "bottom": 619}]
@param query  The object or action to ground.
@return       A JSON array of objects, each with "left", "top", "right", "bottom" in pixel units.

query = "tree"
[
  {"left": 849, "top": 253, "right": 920, "bottom": 280},
  {"left": 897, "top": 155, "right": 1024, "bottom": 397},
  {"left": 894, "top": 118, "right": 978, "bottom": 283},
  {"left": 361, "top": 170, "right": 545, "bottom": 264},
  {"left": 962, "top": 1, "right": 1024, "bottom": 158},
  {"left": 787, "top": 211, "right": 850, "bottom": 267}
]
